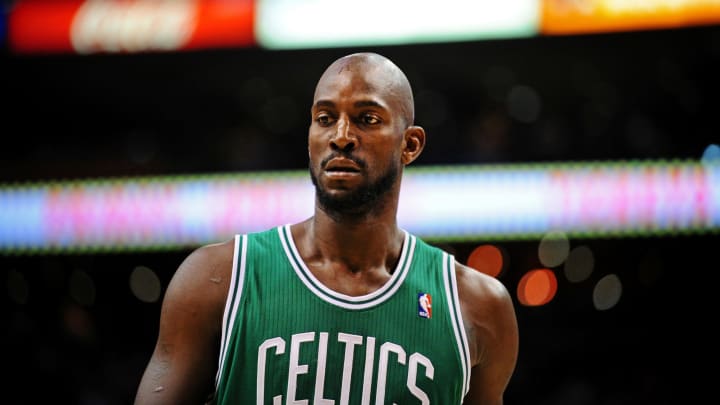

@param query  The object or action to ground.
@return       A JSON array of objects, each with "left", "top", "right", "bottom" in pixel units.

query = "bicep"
[
  {"left": 135, "top": 244, "right": 232, "bottom": 405},
  {"left": 464, "top": 328, "right": 518, "bottom": 405},
  {"left": 459, "top": 267, "right": 519, "bottom": 405},
  {"left": 135, "top": 293, "right": 219, "bottom": 404}
]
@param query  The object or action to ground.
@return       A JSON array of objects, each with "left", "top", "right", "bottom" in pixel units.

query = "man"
[{"left": 134, "top": 52, "right": 519, "bottom": 404}]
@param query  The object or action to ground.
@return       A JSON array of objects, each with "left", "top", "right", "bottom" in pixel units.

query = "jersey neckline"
[{"left": 277, "top": 224, "right": 416, "bottom": 310}]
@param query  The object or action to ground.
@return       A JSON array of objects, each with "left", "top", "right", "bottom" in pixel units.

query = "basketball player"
[{"left": 134, "top": 52, "right": 519, "bottom": 404}]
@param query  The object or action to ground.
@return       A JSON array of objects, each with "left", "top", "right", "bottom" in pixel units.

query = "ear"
[{"left": 401, "top": 125, "right": 426, "bottom": 165}]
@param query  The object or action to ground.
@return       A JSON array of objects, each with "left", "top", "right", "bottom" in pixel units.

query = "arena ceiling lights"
[{"left": 255, "top": 0, "right": 538, "bottom": 49}]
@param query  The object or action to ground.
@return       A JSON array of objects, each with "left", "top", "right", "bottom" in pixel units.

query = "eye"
[
  {"left": 361, "top": 113, "right": 380, "bottom": 125},
  {"left": 315, "top": 113, "right": 334, "bottom": 126}
]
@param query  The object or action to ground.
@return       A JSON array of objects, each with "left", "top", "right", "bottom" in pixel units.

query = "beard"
[{"left": 310, "top": 157, "right": 399, "bottom": 218}]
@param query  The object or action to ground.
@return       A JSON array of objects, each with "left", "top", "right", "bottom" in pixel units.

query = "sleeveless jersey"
[{"left": 212, "top": 224, "right": 471, "bottom": 405}]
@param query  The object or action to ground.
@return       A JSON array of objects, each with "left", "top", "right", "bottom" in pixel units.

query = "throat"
[
  {"left": 311, "top": 264, "right": 395, "bottom": 297},
  {"left": 289, "top": 220, "right": 407, "bottom": 297}
]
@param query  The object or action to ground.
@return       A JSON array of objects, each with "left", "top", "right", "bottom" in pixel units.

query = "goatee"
[{"left": 310, "top": 159, "right": 399, "bottom": 217}]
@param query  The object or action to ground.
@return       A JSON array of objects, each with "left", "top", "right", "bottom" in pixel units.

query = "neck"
[{"left": 293, "top": 200, "right": 404, "bottom": 275}]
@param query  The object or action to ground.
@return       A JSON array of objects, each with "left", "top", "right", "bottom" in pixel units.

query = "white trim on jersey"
[
  {"left": 278, "top": 224, "right": 416, "bottom": 310},
  {"left": 443, "top": 252, "right": 472, "bottom": 398},
  {"left": 215, "top": 233, "right": 248, "bottom": 387}
]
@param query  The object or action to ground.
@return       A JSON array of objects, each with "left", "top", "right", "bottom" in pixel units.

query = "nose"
[{"left": 330, "top": 116, "right": 356, "bottom": 152}]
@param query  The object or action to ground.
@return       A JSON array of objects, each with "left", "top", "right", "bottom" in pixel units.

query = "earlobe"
[{"left": 402, "top": 126, "right": 426, "bottom": 165}]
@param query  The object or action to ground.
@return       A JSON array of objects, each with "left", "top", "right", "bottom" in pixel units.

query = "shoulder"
[
  {"left": 454, "top": 261, "right": 512, "bottom": 307},
  {"left": 164, "top": 237, "right": 237, "bottom": 314},
  {"left": 453, "top": 260, "right": 519, "bottom": 367},
  {"left": 174, "top": 238, "right": 236, "bottom": 285}
]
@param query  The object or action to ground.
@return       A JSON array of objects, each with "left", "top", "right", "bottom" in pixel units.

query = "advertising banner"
[{"left": 9, "top": 0, "right": 255, "bottom": 54}]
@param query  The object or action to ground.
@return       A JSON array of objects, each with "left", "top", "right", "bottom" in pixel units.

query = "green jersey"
[{"left": 213, "top": 225, "right": 471, "bottom": 404}]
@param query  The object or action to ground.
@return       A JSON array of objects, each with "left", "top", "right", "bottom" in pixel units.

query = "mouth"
[
  {"left": 324, "top": 168, "right": 361, "bottom": 180},
  {"left": 323, "top": 157, "right": 362, "bottom": 174},
  {"left": 325, "top": 167, "right": 360, "bottom": 174}
]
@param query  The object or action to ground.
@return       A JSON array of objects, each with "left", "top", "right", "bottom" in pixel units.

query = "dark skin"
[{"left": 134, "top": 52, "right": 519, "bottom": 405}]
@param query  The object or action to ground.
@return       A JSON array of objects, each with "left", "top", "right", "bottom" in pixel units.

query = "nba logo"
[{"left": 418, "top": 293, "right": 432, "bottom": 319}]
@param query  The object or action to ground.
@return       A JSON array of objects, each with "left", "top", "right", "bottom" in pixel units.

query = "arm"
[
  {"left": 134, "top": 240, "right": 235, "bottom": 405},
  {"left": 455, "top": 262, "right": 519, "bottom": 405}
]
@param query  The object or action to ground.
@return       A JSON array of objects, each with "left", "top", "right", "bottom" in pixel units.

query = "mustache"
[{"left": 320, "top": 152, "right": 367, "bottom": 170}]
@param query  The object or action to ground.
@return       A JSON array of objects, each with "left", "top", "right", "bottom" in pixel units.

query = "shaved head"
[{"left": 314, "top": 52, "right": 415, "bottom": 127}]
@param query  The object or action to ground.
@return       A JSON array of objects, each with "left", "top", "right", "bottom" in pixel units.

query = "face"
[{"left": 308, "top": 61, "right": 409, "bottom": 216}]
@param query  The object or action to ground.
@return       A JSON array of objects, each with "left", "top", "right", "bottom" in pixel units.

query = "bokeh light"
[
  {"left": 506, "top": 84, "right": 542, "bottom": 123},
  {"left": 129, "top": 265, "right": 162, "bottom": 303},
  {"left": 563, "top": 245, "right": 595, "bottom": 283},
  {"left": 592, "top": 274, "right": 623, "bottom": 311},
  {"left": 701, "top": 143, "right": 720, "bottom": 163},
  {"left": 538, "top": 230, "right": 570, "bottom": 267},
  {"left": 466, "top": 244, "right": 504, "bottom": 277},
  {"left": 517, "top": 268, "right": 558, "bottom": 306},
  {"left": 62, "top": 304, "right": 96, "bottom": 342}
]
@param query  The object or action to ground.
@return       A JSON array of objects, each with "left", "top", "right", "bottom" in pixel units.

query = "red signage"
[{"left": 9, "top": 0, "right": 255, "bottom": 54}]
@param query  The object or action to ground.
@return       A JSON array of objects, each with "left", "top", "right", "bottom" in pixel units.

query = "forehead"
[{"left": 313, "top": 63, "right": 397, "bottom": 108}]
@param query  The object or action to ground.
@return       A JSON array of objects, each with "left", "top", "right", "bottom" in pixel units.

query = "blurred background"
[{"left": 2, "top": 0, "right": 719, "bottom": 404}]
